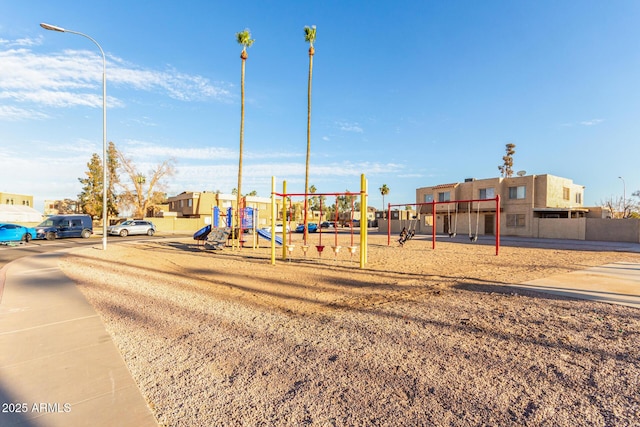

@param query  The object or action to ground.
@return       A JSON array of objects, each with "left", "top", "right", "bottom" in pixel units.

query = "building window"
[
  {"left": 563, "top": 187, "right": 570, "bottom": 201},
  {"left": 188, "top": 199, "right": 193, "bottom": 207},
  {"left": 479, "top": 188, "right": 495, "bottom": 199},
  {"left": 179, "top": 200, "right": 184, "bottom": 208},
  {"left": 508, "top": 186, "right": 526, "bottom": 199},
  {"left": 575, "top": 193, "right": 582, "bottom": 204},
  {"left": 438, "top": 191, "right": 450, "bottom": 202},
  {"left": 506, "top": 214, "right": 526, "bottom": 228},
  {"left": 424, "top": 194, "right": 433, "bottom": 203}
]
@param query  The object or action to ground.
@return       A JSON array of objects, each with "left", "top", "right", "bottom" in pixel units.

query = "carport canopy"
[{"left": 0, "top": 204, "right": 44, "bottom": 223}]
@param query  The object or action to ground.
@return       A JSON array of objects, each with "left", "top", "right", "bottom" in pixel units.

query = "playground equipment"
[
  {"left": 468, "top": 201, "right": 480, "bottom": 242},
  {"left": 447, "top": 203, "right": 458, "bottom": 237},
  {"left": 269, "top": 175, "right": 368, "bottom": 268},
  {"left": 193, "top": 224, "right": 212, "bottom": 246},
  {"left": 386, "top": 196, "right": 501, "bottom": 255},
  {"left": 256, "top": 228, "right": 283, "bottom": 245}
]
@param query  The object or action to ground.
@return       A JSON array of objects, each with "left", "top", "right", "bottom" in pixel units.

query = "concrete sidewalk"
[
  {"left": 513, "top": 262, "right": 640, "bottom": 309},
  {"left": 0, "top": 250, "right": 157, "bottom": 427}
]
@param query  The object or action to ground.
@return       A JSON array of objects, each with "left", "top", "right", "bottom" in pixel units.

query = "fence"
[{"left": 381, "top": 217, "right": 640, "bottom": 244}]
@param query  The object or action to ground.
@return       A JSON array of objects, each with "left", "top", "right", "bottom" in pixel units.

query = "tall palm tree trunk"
[
  {"left": 304, "top": 46, "right": 314, "bottom": 244},
  {"left": 237, "top": 51, "right": 247, "bottom": 243}
]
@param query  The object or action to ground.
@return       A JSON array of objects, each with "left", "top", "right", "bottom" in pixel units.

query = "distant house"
[
  {"left": 415, "top": 174, "right": 589, "bottom": 237},
  {"left": 166, "top": 191, "right": 283, "bottom": 228},
  {"left": 44, "top": 199, "right": 81, "bottom": 216},
  {"left": 0, "top": 192, "right": 33, "bottom": 208}
]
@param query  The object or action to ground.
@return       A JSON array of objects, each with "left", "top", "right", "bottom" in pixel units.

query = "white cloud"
[
  {"left": 336, "top": 121, "right": 364, "bottom": 133},
  {"left": 580, "top": 119, "right": 603, "bottom": 126},
  {"left": 0, "top": 105, "right": 49, "bottom": 121},
  {"left": 561, "top": 118, "right": 605, "bottom": 127},
  {"left": 120, "top": 142, "right": 238, "bottom": 161},
  {"left": 0, "top": 36, "right": 43, "bottom": 47},
  {"left": 0, "top": 44, "right": 233, "bottom": 118},
  {"left": 313, "top": 161, "right": 403, "bottom": 177},
  {"left": 117, "top": 140, "right": 302, "bottom": 162},
  {"left": 110, "top": 63, "right": 232, "bottom": 102}
]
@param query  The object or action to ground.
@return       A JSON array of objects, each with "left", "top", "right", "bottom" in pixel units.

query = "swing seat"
[
  {"left": 286, "top": 244, "right": 296, "bottom": 253},
  {"left": 331, "top": 245, "right": 342, "bottom": 255},
  {"left": 315, "top": 245, "right": 325, "bottom": 254},
  {"left": 347, "top": 246, "right": 358, "bottom": 255},
  {"left": 301, "top": 245, "right": 310, "bottom": 256}
]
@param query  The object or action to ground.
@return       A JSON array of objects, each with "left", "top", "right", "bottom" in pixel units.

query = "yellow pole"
[
  {"left": 360, "top": 173, "right": 368, "bottom": 268},
  {"left": 270, "top": 176, "right": 276, "bottom": 265},
  {"left": 282, "top": 180, "right": 288, "bottom": 261}
]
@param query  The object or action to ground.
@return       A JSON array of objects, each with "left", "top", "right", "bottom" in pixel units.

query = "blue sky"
[{"left": 1, "top": 1, "right": 640, "bottom": 211}]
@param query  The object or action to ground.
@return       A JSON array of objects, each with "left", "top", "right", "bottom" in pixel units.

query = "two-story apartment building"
[{"left": 415, "top": 174, "right": 586, "bottom": 237}]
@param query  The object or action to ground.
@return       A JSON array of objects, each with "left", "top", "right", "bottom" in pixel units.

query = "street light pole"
[
  {"left": 40, "top": 23, "right": 108, "bottom": 250},
  {"left": 618, "top": 176, "right": 626, "bottom": 219}
]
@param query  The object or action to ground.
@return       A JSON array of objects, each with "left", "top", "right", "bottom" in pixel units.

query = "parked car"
[
  {"left": 295, "top": 222, "right": 318, "bottom": 233},
  {"left": 343, "top": 219, "right": 360, "bottom": 228},
  {"left": 36, "top": 215, "right": 93, "bottom": 240},
  {"left": 0, "top": 223, "right": 37, "bottom": 243},
  {"left": 108, "top": 220, "right": 156, "bottom": 237},
  {"left": 264, "top": 223, "right": 290, "bottom": 234}
]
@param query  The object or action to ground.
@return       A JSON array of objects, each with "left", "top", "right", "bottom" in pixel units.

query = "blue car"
[
  {"left": 0, "top": 223, "right": 37, "bottom": 243},
  {"left": 295, "top": 222, "right": 318, "bottom": 233}
]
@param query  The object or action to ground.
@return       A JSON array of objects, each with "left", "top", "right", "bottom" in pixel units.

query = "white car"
[
  {"left": 264, "top": 223, "right": 289, "bottom": 234},
  {"left": 108, "top": 220, "right": 156, "bottom": 237}
]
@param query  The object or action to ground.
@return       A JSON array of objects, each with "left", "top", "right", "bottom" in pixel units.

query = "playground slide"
[
  {"left": 193, "top": 224, "right": 212, "bottom": 240},
  {"left": 256, "top": 228, "right": 283, "bottom": 245}
]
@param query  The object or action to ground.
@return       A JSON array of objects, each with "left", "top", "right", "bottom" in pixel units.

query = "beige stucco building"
[
  {"left": 166, "top": 191, "right": 283, "bottom": 228},
  {"left": 0, "top": 192, "right": 34, "bottom": 208},
  {"left": 415, "top": 174, "right": 587, "bottom": 237}
]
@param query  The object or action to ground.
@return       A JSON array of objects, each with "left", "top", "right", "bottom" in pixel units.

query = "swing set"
[
  {"left": 269, "top": 175, "right": 369, "bottom": 268},
  {"left": 386, "top": 195, "right": 501, "bottom": 255}
]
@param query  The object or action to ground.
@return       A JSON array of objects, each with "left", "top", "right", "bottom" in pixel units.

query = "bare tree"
[
  {"left": 598, "top": 195, "right": 640, "bottom": 219},
  {"left": 117, "top": 151, "right": 176, "bottom": 218}
]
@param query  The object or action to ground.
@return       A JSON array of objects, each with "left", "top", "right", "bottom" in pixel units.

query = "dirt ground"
[{"left": 59, "top": 232, "right": 640, "bottom": 427}]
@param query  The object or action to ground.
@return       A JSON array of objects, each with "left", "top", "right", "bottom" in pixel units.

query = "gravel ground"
[{"left": 59, "top": 234, "right": 640, "bottom": 426}]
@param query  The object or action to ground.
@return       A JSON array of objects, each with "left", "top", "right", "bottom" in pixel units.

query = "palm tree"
[
  {"left": 379, "top": 184, "right": 390, "bottom": 219},
  {"left": 303, "top": 25, "right": 316, "bottom": 242},
  {"left": 498, "top": 142, "right": 516, "bottom": 178},
  {"left": 236, "top": 29, "right": 254, "bottom": 239}
]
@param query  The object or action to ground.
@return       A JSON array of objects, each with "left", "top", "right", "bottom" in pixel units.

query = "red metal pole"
[
  {"left": 496, "top": 195, "right": 500, "bottom": 256},
  {"left": 432, "top": 200, "right": 436, "bottom": 250},
  {"left": 387, "top": 202, "right": 391, "bottom": 246},
  {"left": 334, "top": 199, "right": 340, "bottom": 244},
  {"left": 318, "top": 198, "right": 323, "bottom": 246}
]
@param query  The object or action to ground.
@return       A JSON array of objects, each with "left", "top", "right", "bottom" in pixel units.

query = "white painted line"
[
  {"left": 15, "top": 267, "right": 60, "bottom": 276},
  {"left": 0, "top": 314, "right": 99, "bottom": 336}
]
